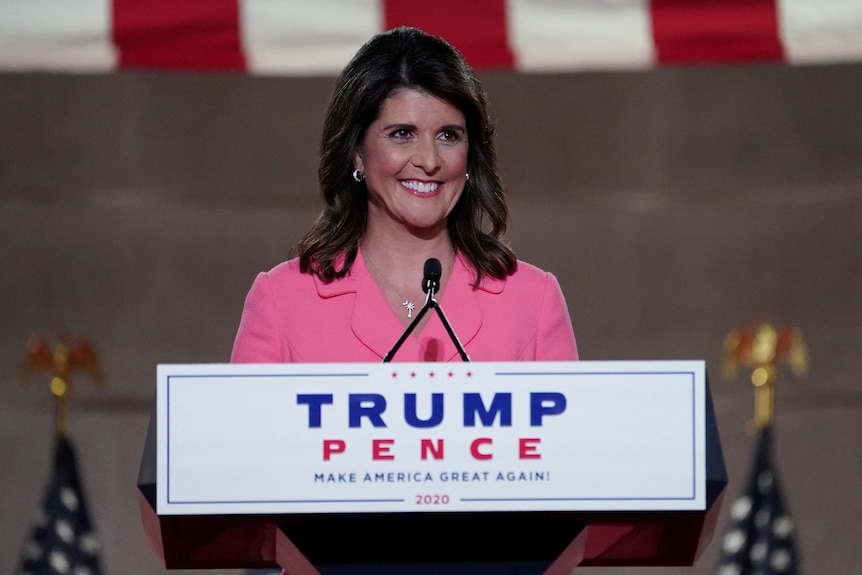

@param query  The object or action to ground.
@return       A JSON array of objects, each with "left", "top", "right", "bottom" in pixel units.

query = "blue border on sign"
[{"left": 164, "top": 368, "right": 700, "bottom": 507}]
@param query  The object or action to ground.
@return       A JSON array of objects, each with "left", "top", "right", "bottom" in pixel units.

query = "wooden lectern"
[{"left": 138, "top": 361, "right": 726, "bottom": 574}]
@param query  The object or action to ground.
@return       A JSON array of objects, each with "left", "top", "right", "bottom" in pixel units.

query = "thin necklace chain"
[{"left": 364, "top": 249, "right": 456, "bottom": 318}]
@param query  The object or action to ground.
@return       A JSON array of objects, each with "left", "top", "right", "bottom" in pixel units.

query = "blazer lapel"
[
  {"left": 315, "top": 250, "right": 504, "bottom": 362},
  {"left": 429, "top": 254, "right": 504, "bottom": 361},
  {"left": 350, "top": 251, "right": 413, "bottom": 359}
]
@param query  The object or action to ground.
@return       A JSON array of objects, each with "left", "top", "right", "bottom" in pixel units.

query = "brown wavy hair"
[{"left": 298, "top": 27, "right": 516, "bottom": 286}]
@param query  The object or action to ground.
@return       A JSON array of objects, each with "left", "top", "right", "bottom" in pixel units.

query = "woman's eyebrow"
[
  {"left": 382, "top": 122, "right": 417, "bottom": 131},
  {"left": 439, "top": 124, "right": 466, "bottom": 133}
]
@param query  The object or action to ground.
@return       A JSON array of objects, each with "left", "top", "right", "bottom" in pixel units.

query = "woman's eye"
[
  {"left": 439, "top": 130, "right": 463, "bottom": 143},
  {"left": 390, "top": 128, "right": 413, "bottom": 139}
]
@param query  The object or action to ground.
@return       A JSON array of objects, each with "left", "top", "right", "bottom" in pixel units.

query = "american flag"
[
  {"left": 2, "top": 1, "right": 862, "bottom": 74},
  {"left": 715, "top": 425, "right": 802, "bottom": 575},
  {"left": 14, "top": 436, "right": 103, "bottom": 575}
]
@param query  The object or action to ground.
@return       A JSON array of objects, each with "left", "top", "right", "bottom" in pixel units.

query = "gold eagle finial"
[
  {"left": 21, "top": 334, "right": 105, "bottom": 437},
  {"left": 723, "top": 322, "right": 808, "bottom": 430}
]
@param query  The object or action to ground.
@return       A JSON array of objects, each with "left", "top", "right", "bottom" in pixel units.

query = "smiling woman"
[
  {"left": 230, "top": 26, "right": 578, "bottom": 364},
  {"left": 357, "top": 89, "right": 469, "bottom": 274},
  {"left": 301, "top": 26, "right": 514, "bottom": 287}
]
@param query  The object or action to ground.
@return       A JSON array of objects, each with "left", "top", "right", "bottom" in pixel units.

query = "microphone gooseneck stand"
[{"left": 382, "top": 258, "right": 471, "bottom": 363}]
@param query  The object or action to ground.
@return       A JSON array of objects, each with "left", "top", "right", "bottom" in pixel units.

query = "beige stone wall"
[{"left": 1, "top": 65, "right": 860, "bottom": 574}]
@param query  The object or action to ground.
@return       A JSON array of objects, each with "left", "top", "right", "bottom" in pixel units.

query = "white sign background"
[{"left": 156, "top": 361, "right": 706, "bottom": 515}]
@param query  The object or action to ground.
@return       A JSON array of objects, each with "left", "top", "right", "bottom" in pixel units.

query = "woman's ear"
[{"left": 353, "top": 150, "right": 364, "bottom": 173}]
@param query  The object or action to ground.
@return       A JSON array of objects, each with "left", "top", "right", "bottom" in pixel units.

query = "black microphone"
[
  {"left": 383, "top": 257, "right": 470, "bottom": 362},
  {"left": 422, "top": 258, "right": 442, "bottom": 294}
]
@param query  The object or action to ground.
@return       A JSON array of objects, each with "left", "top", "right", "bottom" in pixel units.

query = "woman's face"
[{"left": 354, "top": 88, "right": 469, "bottom": 238}]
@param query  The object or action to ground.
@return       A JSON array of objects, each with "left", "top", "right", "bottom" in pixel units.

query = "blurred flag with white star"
[
  {"left": 715, "top": 425, "right": 802, "bottom": 575},
  {"left": 14, "top": 436, "right": 103, "bottom": 575}
]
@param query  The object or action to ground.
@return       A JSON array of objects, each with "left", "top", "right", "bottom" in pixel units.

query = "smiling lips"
[{"left": 400, "top": 179, "right": 441, "bottom": 195}]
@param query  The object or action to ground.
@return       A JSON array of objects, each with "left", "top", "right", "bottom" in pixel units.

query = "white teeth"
[{"left": 401, "top": 180, "right": 440, "bottom": 193}]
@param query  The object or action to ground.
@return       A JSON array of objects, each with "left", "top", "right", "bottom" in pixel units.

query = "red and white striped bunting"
[{"left": 1, "top": 0, "right": 861, "bottom": 74}]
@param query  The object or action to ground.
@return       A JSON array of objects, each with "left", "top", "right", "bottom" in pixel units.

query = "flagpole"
[
  {"left": 16, "top": 333, "right": 107, "bottom": 575},
  {"left": 715, "top": 320, "right": 807, "bottom": 575}
]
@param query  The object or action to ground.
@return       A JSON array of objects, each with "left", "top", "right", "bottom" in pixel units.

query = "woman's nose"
[{"left": 412, "top": 137, "right": 441, "bottom": 173}]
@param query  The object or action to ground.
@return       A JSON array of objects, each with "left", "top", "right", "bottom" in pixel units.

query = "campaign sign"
[{"left": 156, "top": 361, "right": 706, "bottom": 516}]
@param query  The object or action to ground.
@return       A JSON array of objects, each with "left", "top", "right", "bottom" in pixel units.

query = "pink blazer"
[{"left": 231, "top": 251, "right": 578, "bottom": 363}]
